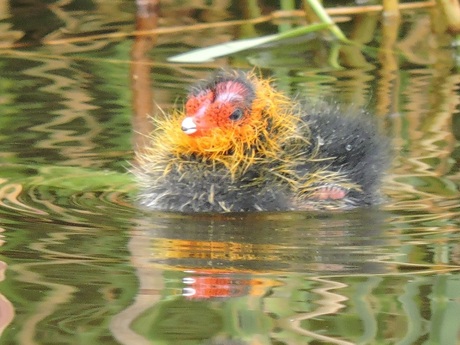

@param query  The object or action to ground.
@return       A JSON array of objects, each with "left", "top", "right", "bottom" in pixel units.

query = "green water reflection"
[{"left": 0, "top": 0, "right": 459, "bottom": 344}]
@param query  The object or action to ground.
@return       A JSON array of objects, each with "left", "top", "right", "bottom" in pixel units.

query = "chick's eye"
[{"left": 229, "top": 108, "right": 244, "bottom": 121}]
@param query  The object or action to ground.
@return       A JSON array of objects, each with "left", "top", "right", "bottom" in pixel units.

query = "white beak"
[{"left": 181, "top": 117, "right": 197, "bottom": 135}]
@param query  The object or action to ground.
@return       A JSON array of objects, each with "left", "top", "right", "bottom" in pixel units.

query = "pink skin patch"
[
  {"left": 215, "top": 81, "right": 247, "bottom": 103},
  {"left": 312, "top": 185, "right": 348, "bottom": 200}
]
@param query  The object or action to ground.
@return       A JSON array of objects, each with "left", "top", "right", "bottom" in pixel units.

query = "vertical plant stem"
[
  {"left": 302, "top": 0, "right": 349, "bottom": 42},
  {"left": 280, "top": 0, "right": 296, "bottom": 11},
  {"left": 280, "top": 0, "right": 296, "bottom": 32},
  {"left": 131, "top": 0, "right": 158, "bottom": 153},
  {"left": 437, "top": 0, "right": 460, "bottom": 33},
  {"left": 238, "top": 0, "right": 260, "bottom": 38},
  {"left": 382, "top": 0, "right": 401, "bottom": 17}
]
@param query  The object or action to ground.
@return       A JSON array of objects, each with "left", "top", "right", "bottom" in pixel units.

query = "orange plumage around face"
[
  {"left": 152, "top": 70, "right": 302, "bottom": 175},
  {"left": 136, "top": 70, "right": 390, "bottom": 212}
]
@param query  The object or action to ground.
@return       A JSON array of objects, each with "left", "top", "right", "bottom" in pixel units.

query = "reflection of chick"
[{"left": 136, "top": 70, "right": 389, "bottom": 212}]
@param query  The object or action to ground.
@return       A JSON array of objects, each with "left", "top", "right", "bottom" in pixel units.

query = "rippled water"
[{"left": 0, "top": 1, "right": 459, "bottom": 344}]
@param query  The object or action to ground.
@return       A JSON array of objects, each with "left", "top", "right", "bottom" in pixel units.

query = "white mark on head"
[{"left": 215, "top": 81, "right": 246, "bottom": 103}]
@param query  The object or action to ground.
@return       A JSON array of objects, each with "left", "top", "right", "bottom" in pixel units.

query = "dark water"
[{"left": 0, "top": 1, "right": 459, "bottom": 344}]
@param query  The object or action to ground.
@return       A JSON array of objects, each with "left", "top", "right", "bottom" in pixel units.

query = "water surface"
[{"left": 0, "top": 1, "right": 459, "bottom": 344}]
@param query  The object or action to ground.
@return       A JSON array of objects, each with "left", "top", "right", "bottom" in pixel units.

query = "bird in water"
[{"left": 135, "top": 70, "right": 389, "bottom": 212}]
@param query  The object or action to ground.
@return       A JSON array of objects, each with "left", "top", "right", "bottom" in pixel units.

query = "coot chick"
[{"left": 135, "top": 70, "right": 389, "bottom": 212}]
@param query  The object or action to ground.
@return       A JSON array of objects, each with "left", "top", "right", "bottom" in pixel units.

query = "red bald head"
[{"left": 181, "top": 71, "right": 256, "bottom": 136}]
